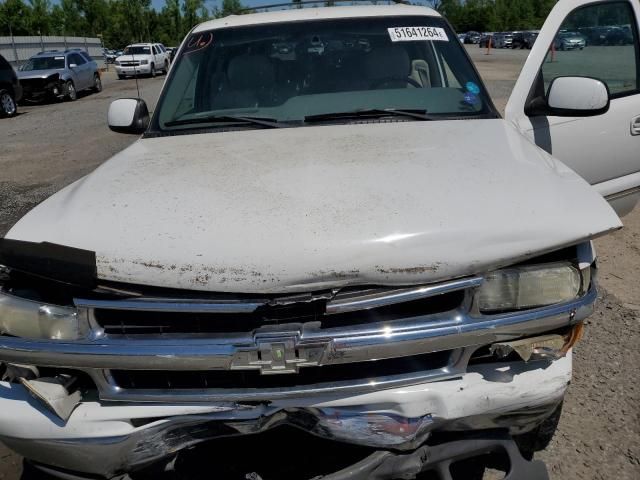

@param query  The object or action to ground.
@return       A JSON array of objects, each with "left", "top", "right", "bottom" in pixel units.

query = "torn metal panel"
[
  {"left": 20, "top": 376, "right": 82, "bottom": 421},
  {"left": 1, "top": 363, "right": 39, "bottom": 382},
  {"left": 5, "top": 121, "right": 621, "bottom": 293}
]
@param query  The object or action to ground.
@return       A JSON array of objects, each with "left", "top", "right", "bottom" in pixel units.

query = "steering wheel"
[{"left": 370, "top": 76, "right": 422, "bottom": 89}]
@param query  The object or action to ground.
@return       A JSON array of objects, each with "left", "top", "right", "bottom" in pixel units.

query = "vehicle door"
[
  {"left": 68, "top": 53, "right": 90, "bottom": 90},
  {"left": 506, "top": 0, "right": 640, "bottom": 217},
  {"left": 152, "top": 45, "right": 163, "bottom": 68},
  {"left": 159, "top": 44, "right": 170, "bottom": 65},
  {"left": 81, "top": 52, "right": 97, "bottom": 76}
]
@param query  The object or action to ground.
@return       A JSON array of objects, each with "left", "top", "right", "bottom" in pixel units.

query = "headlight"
[
  {"left": 477, "top": 262, "right": 582, "bottom": 313},
  {"left": 140, "top": 59, "right": 149, "bottom": 65},
  {"left": 0, "top": 290, "right": 80, "bottom": 340},
  {"left": 114, "top": 61, "right": 120, "bottom": 66}
]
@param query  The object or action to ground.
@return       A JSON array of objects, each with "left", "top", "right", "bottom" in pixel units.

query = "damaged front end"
[
  {"left": 18, "top": 73, "right": 66, "bottom": 102},
  {"left": 0, "top": 358, "right": 566, "bottom": 479},
  {"left": 0, "top": 239, "right": 597, "bottom": 479}
]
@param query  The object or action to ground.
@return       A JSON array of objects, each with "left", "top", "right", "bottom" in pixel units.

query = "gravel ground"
[{"left": 0, "top": 48, "right": 638, "bottom": 480}]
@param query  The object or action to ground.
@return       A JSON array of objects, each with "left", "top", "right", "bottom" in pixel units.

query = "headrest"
[
  {"left": 363, "top": 45, "right": 411, "bottom": 81},
  {"left": 227, "top": 54, "right": 275, "bottom": 90}
]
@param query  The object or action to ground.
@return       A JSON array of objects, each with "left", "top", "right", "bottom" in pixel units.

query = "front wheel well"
[{"left": 0, "top": 83, "right": 14, "bottom": 96}]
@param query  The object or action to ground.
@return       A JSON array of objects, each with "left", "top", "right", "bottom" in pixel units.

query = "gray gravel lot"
[{"left": 0, "top": 48, "right": 638, "bottom": 479}]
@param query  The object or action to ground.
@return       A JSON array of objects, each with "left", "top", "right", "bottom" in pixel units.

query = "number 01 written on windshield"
[{"left": 388, "top": 27, "right": 449, "bottom": 42}]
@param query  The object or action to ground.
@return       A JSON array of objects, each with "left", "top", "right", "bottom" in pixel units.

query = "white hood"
[{"left": 6, "top": 120, "right": 621, "bottom": 293}]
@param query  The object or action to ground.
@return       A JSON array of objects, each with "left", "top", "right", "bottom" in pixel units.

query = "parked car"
[
  {"left": 581, "top": 25, "right": 634, "bottom": 45},
  {"left": 0, "top": 2, "right": 639, "bottom": 479},
  {"left": 17, "top": 50, "right": 101, "bottom": 102},
  {"left": 114, "top": 43, "right": 171, "bottom": 79},
  {"left": 605, "top": 25, "right": 634, "bottom": 45},
  {"left": 0, "top": 53, "right": 22, "bottom": 117},
  {"left": 166, "top": 46, "right": 178, "bottom": 61},
  {"left": 464, "top": 30, "right": 481, "bottom": 44},
  {"left": 491, "top": 32, "right": 505, "bottom": 47},
  {"left": 494, "top": 32, "right": 514, "bottom": 48},
  {"left": 554, "top": 31, "right": 587, "bottom": 50},
  {"left": 103, "top": 49, "right": 118, "bottom": 64},
  {"left": 478, "top": 32, "right": 495, "bottom": 48},
  {"left": 512, "top": 30, "right": 539, "bottom": 49}
]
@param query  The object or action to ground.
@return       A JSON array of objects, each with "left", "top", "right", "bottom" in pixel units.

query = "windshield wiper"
[
  {"left": 165, "top": 115, "right": 285, "bottom": 129},
  {"left": 304, "top": 108, "right": 435, "bottom": 123}
]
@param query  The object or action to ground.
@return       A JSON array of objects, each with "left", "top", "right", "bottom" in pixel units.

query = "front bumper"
[
  {"left": 0, "top": 354, "right": 570, "bottom": 477},
  {"left": 115, "top": 65, "right": 151, "bottom": 76},
  {"left": 562, "top": 42, "right": 586, "bottom": 49},
  {"left": 20, "top": 82, "right": 63, "bottom": 101}
]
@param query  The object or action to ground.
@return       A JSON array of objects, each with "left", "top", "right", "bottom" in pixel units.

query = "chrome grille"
[
  {"left": 109, "top": 351, "right": 452, "bottom": 390},
  {"left": 0, "top": 275, "right": 595, "bottom": 402},
  {"left": 70, "top": 277, "right": 481, "bottom": 401},
  {"left": 89, "top": 289, "right": 465, "bottom": 336}
]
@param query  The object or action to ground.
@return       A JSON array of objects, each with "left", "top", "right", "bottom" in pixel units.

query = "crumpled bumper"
[{"left": 0, "top": 355, "right": 571, "bottom": 478}]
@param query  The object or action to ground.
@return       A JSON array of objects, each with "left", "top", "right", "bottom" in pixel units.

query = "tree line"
[
  {"left": 433, "top": 0, "right": 558, "bottom": 33},
  {"left": 0, "top": 0, "right": 245, "bottom": 48},
  {"left": 0, "top": 0, "right": 558, "bottom": 49}
]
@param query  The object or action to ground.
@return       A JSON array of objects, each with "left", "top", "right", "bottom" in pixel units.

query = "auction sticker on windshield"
[{"left": 388, "top": 27, "right": 449, "bottom": 42}]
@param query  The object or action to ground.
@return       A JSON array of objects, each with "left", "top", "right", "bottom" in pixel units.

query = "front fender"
[{"left": 59, "top": 73, "right": 74, "bottom": 83}]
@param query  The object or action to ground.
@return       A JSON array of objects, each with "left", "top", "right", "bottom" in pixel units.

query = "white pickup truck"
[
  {"left": 0, "top": 2, "right": 639, "bottom": 479},
  {"left": 114, "top": 43, "right": 171, "bottom": 79}
]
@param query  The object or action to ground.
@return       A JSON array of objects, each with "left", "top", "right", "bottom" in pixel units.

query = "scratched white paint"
[{"left": 6, "top": 120, "right": 620, "bottom": 293}]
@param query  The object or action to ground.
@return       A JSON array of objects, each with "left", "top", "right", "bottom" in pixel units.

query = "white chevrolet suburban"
[
  {"left": 1, "top": 2, "right": 639, "bottom": 479},
  {"left": 114, "top": 42, "right": 171, "bottom": 79}
]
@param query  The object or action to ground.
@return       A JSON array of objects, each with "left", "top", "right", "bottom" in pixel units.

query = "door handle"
[{"left": 632, "top": 115, "right": 640, "bottom": 136}]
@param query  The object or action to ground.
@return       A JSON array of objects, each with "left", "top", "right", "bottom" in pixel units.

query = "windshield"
[
  {"left": 22, "top": 56, "right": 65, "bottom": 71},
  {"left": 153, "top": 15, "right": 494, "bottom": 133},
  {"left": 124, "top": 46, "right": 151, "bottom": 55}
]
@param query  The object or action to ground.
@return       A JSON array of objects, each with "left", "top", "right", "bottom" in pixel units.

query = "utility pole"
[{"left": 9, "top": 22, "right": 18, "bottom": 64}]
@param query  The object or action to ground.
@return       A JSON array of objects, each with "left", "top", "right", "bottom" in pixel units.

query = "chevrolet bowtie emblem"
[{"left": 231, "top": 335, "right": 327, "bottom": 375}]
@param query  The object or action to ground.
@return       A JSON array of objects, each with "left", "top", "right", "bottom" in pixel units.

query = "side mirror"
[
  {"left": 527, "top": 76, "right": 610, "bottom": 117},
  {"left": 69, "top": 63, "right": 77, "bottom": 68},
  {"left": 547, "top": 77, "right": 609, "bottom": 115},
  {"left": 108, "top": 98, "right": 150, "bottom": 134}
]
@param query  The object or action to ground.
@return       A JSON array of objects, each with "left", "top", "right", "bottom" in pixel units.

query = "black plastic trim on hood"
[{"left": 0, "top": 239, "right": 97, "bottom": 288}]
